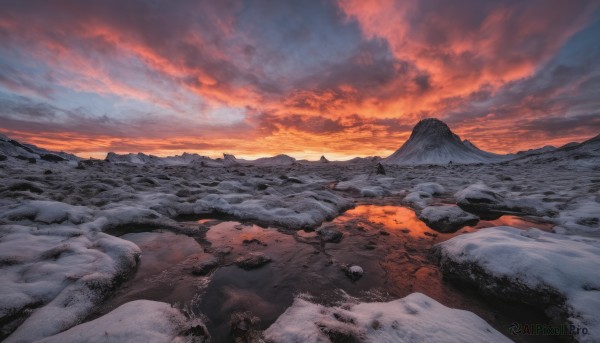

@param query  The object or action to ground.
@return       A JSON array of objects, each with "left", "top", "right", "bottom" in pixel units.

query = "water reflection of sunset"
[
  {"left": 337, "top": 205, "right": 554, "bottom": 238},
  {"left": 341, "top": 205, "right": 439, "bottom": 238}
]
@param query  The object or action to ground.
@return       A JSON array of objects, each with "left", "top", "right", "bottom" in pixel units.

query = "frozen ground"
[{"left": 0, "top": 145, "right": 599, "bottom": 341}]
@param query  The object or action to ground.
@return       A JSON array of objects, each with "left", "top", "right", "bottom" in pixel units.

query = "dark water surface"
[{"left": 93, "top": 205, "right": 559, "bottom": 343}]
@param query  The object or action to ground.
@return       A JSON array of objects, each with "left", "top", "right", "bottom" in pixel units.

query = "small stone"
[{"left": 342, "top": 265, "right": 364, "bottom": 281}]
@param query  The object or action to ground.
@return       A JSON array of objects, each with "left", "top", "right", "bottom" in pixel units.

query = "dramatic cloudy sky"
[{"left": 1, "top": 0, "right": 599, "bottom": 159}]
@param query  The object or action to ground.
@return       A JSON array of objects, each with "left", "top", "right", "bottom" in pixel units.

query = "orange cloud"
[{"left": 0, "top": 0, "right": 599, "bottom": 159}]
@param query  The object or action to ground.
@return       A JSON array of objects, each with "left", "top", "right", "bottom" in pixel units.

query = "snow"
[
  {"left": 434, "top": 226, "right": 600, "bottom": 343},
  {"left": 1, "top": 226, "right": 141, "bottom": 342},
  {"left": 349, "top": 265, "right": 363, "bottom": 274},
  {"left": 264, "top": 292, "right": 511, "bottom": 343},
  {"left": 36, "top": 300, "right": 205, "bottom": 343},
  {"left": 335, "top": 174, "right": 393, "bottom": 196},
  {"left": 410, "top": 182, "right": 445, "bottom": 195},
  {"left": 360, "top": 186, "right": 384, "bottom": 197},
  {"left": 1, "top": 200, "right": 93, "bottom": 224},
  {"left": 418, "top": 206, "right": 479, "bottom": 232},
  {"left": 403, "top": 191, "right": 432, "bottom": 209},
  {"left": 553, "top": 196, "right": 600, "bottom": 236}
]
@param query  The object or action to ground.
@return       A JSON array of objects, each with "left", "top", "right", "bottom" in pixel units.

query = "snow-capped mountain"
[
  {"left": 384, "top": 118, "right": 507, "bottom": 165},
  {"left": 0, "top": 133, "right": 80, "bottom": 163}
]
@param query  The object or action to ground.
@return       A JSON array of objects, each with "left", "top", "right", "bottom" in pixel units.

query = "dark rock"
[
  {"left": 316, "top": 227, "right": 343, "bottom": 243},
  {"left": 230, "top": 311, "right": 263, "bottom": 343},
  {"left": 43, "top": 170, "right": 53, "bottom": 175},
  {"left": 242, "top": 238, "right": 267, "bottom": 246},
  {"left": 8, "top": 182, "right": 44, "bottom": 194},
  {"left": 28, "top": 157, "right": 36, "bottom": 164},
  {"left": 0, "top": 154, "right": 7, "bottom": 161},
  {"left": 183, "top": 322, "right": 211, "bottom": 342},
  {"left": 40, "top": 154, "right": 66, "bottom": 162},
  {"left": 256, "top": 183, "right": 269, "bottom": 191},
  {"left": 363, "top": 241, "right": 377, "bottom": 250},
  {"left": 375, "top": 162, "right": 386, "bottom": 175},
  {"left": 235, "top": 252, "right": 272, "bottom": 270},
  {"left": 282, "top": 176, "right": 303, "bottom": 184},
  {"left": 14, "top": 155, "right": 29, "bottom": 161}
]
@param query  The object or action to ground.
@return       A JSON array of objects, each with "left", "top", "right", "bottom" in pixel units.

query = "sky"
[{"left": 1, "top": 0, "right": 600, "bottom": 160}]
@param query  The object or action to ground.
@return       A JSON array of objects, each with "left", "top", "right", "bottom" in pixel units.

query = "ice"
[
  {"left": 36, "top": 300, "right": 208, "bottom": 343},
  {"left": 264, "top": 292, "right": 511, "bottom": 342},
  {"left": 433, "top": 226, "right": 600, "bottom": 343}
]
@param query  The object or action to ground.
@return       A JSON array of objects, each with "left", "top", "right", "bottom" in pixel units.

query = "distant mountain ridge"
[
  {"left": 1, "top": 128, "right": 599, "bottom": 167},
  {"left": 510, "top": 133, "right": 600, "bottom": 166}
]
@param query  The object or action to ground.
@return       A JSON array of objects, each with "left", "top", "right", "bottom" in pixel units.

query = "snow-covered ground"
[
  {"left": 433, "top": 227, "right": 600, "bottom": 343},
  {"left": 36, "top": 300, "right": 209, "bottom": 343},
  {"left": 264, "top": 292, "right": 512, "bottom": 342},
  {"left": 1, "top": 132, "right": 599, "bottom": 342}
]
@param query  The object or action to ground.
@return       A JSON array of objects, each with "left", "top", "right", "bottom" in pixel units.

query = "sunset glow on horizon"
[{"left": 1, "top": 0, "right": 600, "bottom": 160}]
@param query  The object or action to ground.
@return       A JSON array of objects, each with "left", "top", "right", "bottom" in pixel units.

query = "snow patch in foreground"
[
  {"left": 434, "top": 227, "right": 600, "bottom": 343},
  {"left": 36, "top": 300, "right": 208, "bottom": 343},
  {"left": 1, "top": 225, "right": 141, "bottom": 342},
  {"left": 264, "top": 292, "right": 511, "bottom": 343}
]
